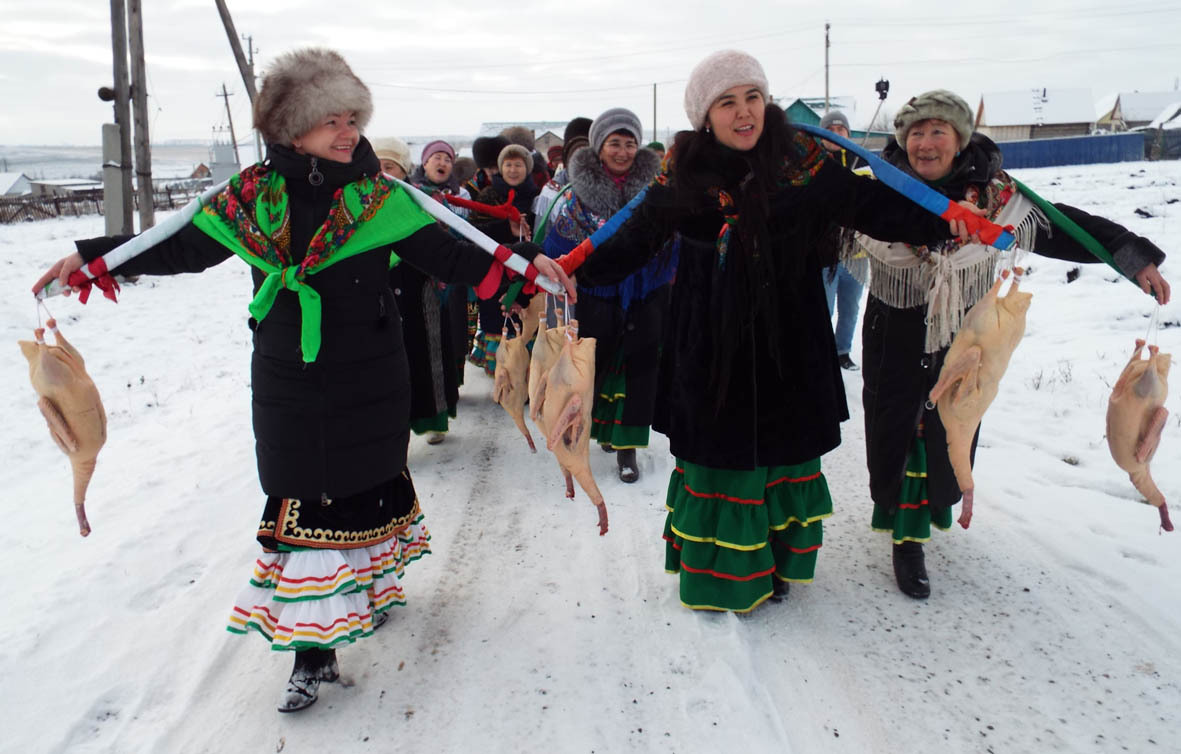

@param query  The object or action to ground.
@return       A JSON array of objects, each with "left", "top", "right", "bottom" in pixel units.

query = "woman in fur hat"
[
  {"left": 541, "top": 107, "right": 669, "bottom": 483},
  {"left": 570, "top": 50, "right": 985, "bottom": 613},
  {"left": 855, "top": 89, "right": 1170, "bottom": 600},
  {"left": 32, "top": 47, "right": 573, "bottom": 711},
  {"left": 468, "top": 143, "right": 541, "bottom": 376}
]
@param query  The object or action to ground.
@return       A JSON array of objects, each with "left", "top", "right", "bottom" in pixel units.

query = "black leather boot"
[
  {"left": 617, "top": 448, "right": 639, "bottom": 483},
  {"left": 277, "top": 648, "right": 339, "bottom": 713},
  {"left": 768, "top": 578, "right": 790, "bottom": 603},
  {"left": 892, "top": 541, "right": 930, "bottom": 599}
]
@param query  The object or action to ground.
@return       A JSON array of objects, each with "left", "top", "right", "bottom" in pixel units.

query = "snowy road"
[{"left": 2, "top": 160, "right": 1179, "bottom": 753}]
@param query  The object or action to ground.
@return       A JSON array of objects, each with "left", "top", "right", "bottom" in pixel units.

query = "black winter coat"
[
  {"left": 578, "top": 133, "right": 952, "bottom": 470},
  {"left": 76, "top": 139, "right": 525, "bottom": 499},
  {"left": 862, "top": 134, "right": 1167, "bottom": 511}
]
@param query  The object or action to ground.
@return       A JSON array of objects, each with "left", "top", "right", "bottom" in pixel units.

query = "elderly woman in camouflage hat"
[{"left": 855, "top": 89, "right": 1170, "bottom": 600}]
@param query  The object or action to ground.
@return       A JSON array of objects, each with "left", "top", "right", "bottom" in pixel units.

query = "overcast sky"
[{"left": 2, "top": 0, "right": 1179, "bottom": 147}]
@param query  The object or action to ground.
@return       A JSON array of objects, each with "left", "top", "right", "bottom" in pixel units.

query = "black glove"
[{"left": 509, "top": 241, "right": 543, "bottom": 262}]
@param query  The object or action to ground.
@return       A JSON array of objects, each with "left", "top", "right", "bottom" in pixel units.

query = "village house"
[
  {"left": 975, "top": 89, "right": 1095, "bottom": 141},
  {"left": 0, "top": 172, "right": 32, "bottom": 196},
  {"left": 29, "top": 178, "right": 103, "bottom": 199},
  {"left": 1098, "top": 91, "right": 1181, "bottom": 132}
]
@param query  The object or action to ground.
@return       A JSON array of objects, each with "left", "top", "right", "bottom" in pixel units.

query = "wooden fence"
[{"left": 0, "top": 186, "right": 209, "bottom": 225}]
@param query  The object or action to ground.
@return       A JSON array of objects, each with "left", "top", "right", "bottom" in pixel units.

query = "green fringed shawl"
[{"left": 192, "top": 166, "right": 434, "bottom": 362}]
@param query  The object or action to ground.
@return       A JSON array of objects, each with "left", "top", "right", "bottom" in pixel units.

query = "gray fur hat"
[
  {"left": 497, "top": 143, "right": 534, "bottom": 174},
  {"left": 253, "top": 48, "right": 372, "bottom": 146},
  {"left": 500, "top": 126, "right": 536, "bottom": 151},
  {"left": 683, "top": 50, "right": 769, "bottom": 130},
  {"left": 589, "top": 107, "right": 643, "bottom": 154},
  {"left": 894, "top": 89, "right": 974, "bottom": 150},
  {"left": 819, "top": 110, "right": 850, "bottom": 131}
]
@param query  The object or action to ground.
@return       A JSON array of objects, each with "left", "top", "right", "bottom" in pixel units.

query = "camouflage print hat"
[{"left": 893, "top": 89, "right": 974, "bottom": 150}]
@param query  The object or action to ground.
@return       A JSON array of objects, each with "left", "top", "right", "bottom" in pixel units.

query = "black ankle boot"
[
  {"left": 277, "top": 649, "right": 339, "bottom": 713},
  {"left": 892, "top": 541, "right": 930, "bottom": 599},
  {"left": 768, "top": 578, "right": 790, "bottom": 603},
  {"left": 617, "top": 448, "right": 638, "bottom": 483}
]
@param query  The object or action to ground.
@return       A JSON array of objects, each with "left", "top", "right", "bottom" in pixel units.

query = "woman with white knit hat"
[{"left": 569, "top": 50, "right": 983, "bottom": 613}]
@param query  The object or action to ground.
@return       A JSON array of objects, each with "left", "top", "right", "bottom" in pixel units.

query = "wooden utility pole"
[
  {"left": 652, "top": 83, "right": 657, "bottom": 143},
  {"left": 824, "top": 22, "right": 831, "bottom": 111},
  {"left": 108, "top": 0, "right": 133, "bottom": 234},
  {"left": 127, "top": 0, "right": 154, "bottom": 229},
  {"left": 214, "top": 0, "right": 257, "bottom": 101},
  {"left": 243, "top": 34, "right": 263, "bottom": 161},
  {"left": 218, "top": 83, "right": 241, "bottom": 165}
]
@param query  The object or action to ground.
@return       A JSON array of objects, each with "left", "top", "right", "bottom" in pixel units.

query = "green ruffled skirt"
[
  {"left": 590, "top": 353, "right": 649, "bottom": 449},
  {"left": 871, "top": 431, "right": 953, "bottom": 543},
  {"left": 664, "top": 457, "right": 832, "bottom": 612}
]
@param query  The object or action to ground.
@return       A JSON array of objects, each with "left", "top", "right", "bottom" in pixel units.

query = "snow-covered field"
[{"left": 1, "top": 160, "right": 1178, "bottom": 753}]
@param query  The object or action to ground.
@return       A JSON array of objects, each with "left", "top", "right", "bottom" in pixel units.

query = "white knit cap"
[
  {"left": 683, "top": 50, "right": 770, "bottom": 130},
  {"left": 372, "top": 137, "right": 413, "bottom": 175}
]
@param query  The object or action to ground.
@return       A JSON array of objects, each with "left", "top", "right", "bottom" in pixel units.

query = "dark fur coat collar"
[{"left": 568, "top": 147, "right": 661, "bottom": 217}]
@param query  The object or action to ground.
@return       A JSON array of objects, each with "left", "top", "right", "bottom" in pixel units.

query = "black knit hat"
[{"left": 472, "top": 136, "right": 509, "bottom": 170}]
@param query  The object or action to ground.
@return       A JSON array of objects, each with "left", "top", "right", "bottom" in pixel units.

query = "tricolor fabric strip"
[
  {"left": 794, "top": 123, "right": 1018, "bottom": 249},
  {"left": 556, "top": 186, "right": 650, "bottom": 276}
]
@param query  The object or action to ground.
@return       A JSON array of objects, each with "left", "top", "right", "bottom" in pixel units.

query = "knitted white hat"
[
  {"left": 372, "top": 137, "right": 413, "bottom": 176},
  {"left": 683, "top": 50, "right": 770, "bottom": 130}
]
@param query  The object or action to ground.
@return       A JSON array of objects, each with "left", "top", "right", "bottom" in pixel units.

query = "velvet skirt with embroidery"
[
  {"left": 227, "top": 470, "right": 431, "bottom": 650},
  {"left": 663, "top": 458, "right": 832, "bottom": 613}
]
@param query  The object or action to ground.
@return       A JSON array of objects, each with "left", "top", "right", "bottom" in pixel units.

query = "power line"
[
  {"left": 368, "top": 78, "right": 687, "bottom": 96},
  {"left": 830, "top": 41, "right": 1181, "bottom": 69}
]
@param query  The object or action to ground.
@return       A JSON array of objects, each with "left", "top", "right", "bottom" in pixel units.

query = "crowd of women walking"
[{"left": 32, "top": 45, "right": 1170, "bottom": 713}]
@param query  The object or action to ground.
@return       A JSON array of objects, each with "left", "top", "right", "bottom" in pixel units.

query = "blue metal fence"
[{"left": 995, "top": 133, "right": 1145, "bottom": 169}]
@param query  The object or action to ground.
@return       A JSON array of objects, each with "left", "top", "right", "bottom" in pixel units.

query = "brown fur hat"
[
  {"left": 497, "top": 144, "right": 534, "bottom": 174},
  {"left": 499, "top": 126, "right": 535, "bottom": 151},
  {"left": 253, "top": 48, "right": 373, "bottom": 146}
]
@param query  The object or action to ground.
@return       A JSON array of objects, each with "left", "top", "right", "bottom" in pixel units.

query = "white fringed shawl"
[{"left": 850, "top": 172, "right": 1048, "bottom": 352}]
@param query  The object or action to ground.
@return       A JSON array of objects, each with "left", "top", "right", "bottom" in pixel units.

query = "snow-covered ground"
[{"left": 1, "top": 160, "right": 1178, "bottom": 754}]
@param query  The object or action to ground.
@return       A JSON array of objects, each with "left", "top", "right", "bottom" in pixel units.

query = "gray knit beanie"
[
  {"left": 894, "top": 89, "right": 974, "bottom": 150},
  {"left": 683, "top": 50, "right": 769, "bottom": 130},
  {"left": 589, "top": 108, "right": 643, "bottom": 154},
  {"left": 819, "top": 110, "right": 850, "bottom": 131}
]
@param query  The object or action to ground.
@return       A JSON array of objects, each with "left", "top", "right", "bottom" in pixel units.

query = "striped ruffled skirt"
[{"left": 227, "top": 517, "right": 431, "bottom": 650}]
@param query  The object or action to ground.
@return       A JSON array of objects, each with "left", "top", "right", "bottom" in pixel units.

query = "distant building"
[
  {"left": 1098, "top": 91, "right": 1181, "bottom": 131},
  {"left": 29, "top": 179, "right": 103, "bottom": 198},
  {"left": 190, "top": 163, "right": 212, "bottom": 179},
  {"left": 975, "top": 89, "right": 1095, "bottom": 141},
  {"left": 479, "top": 121, "right": 570, "bottom": 138},
  {"left": 535, "top": 130, "right": 563, "bottom": 156},
  {"left": 778, "top": 96, "right": 889, "bottom": 149},
  {"left": 778, "top": 96, "right": 856, "bottom": 126},
  {"left": 0, "top": 172, "right": 32, "bottom": 196}
]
